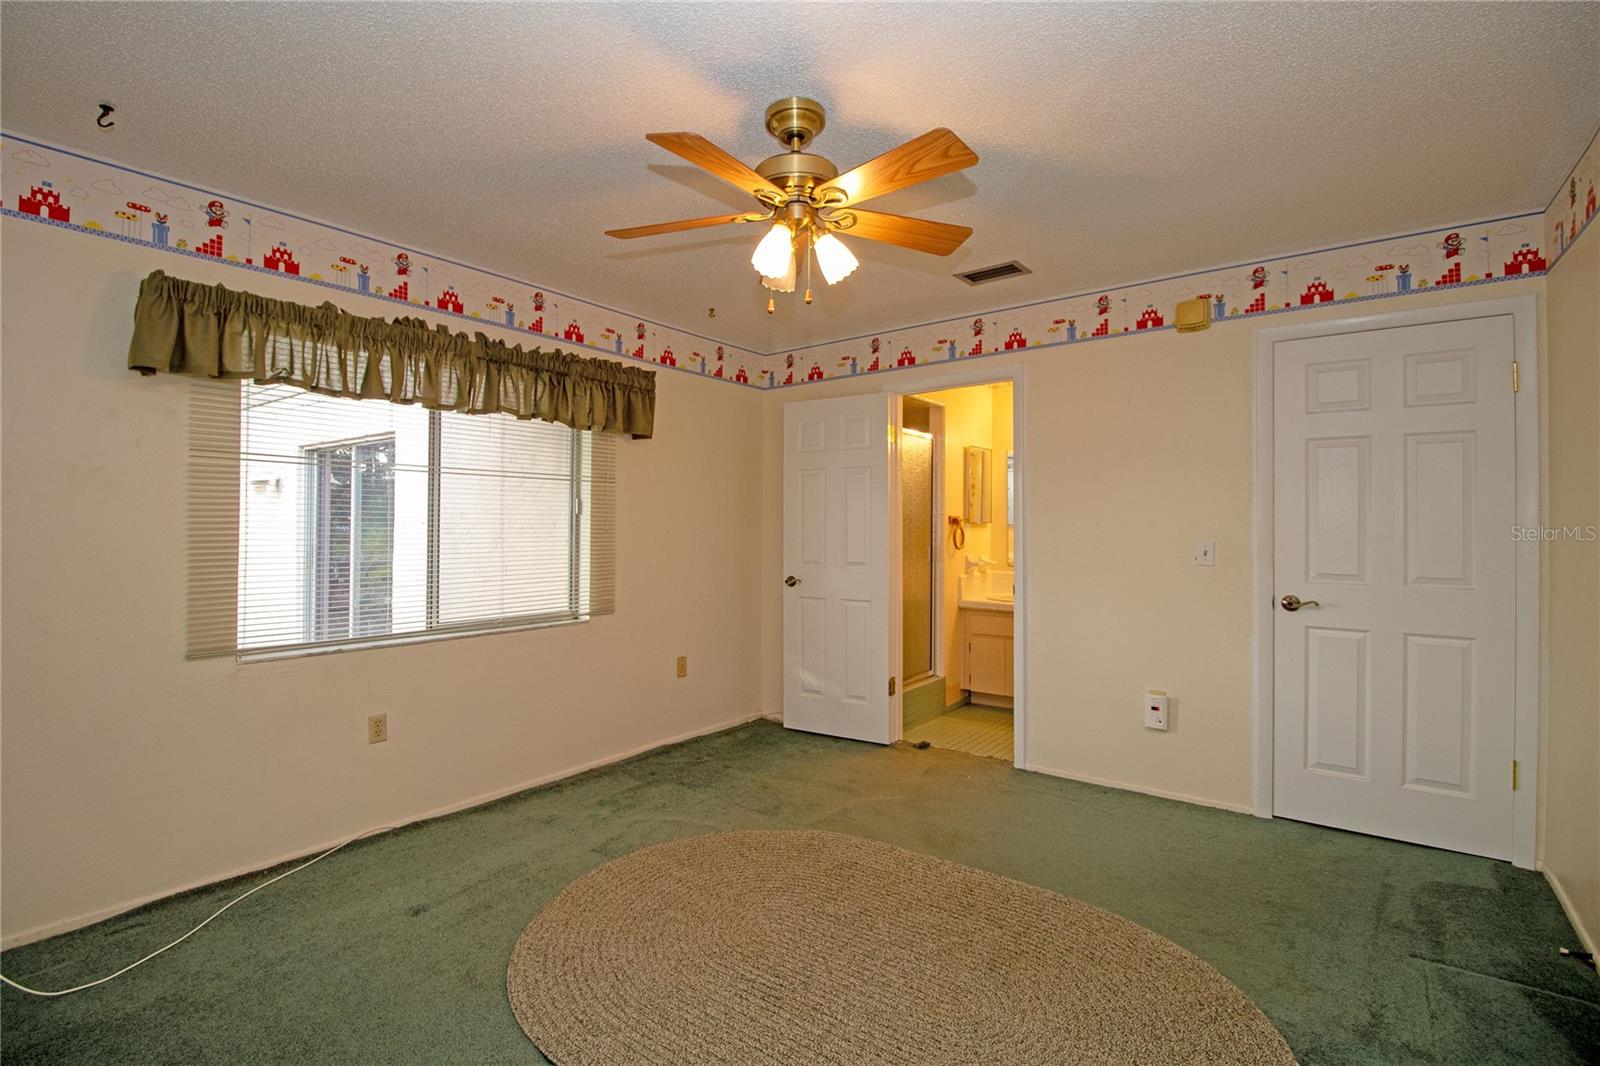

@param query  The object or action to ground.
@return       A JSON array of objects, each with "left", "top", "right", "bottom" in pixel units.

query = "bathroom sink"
[{"left": 959, "top": 569, "right": 1014, "bottom": 611}]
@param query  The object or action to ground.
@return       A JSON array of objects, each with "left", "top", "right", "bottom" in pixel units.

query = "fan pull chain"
[{"left": 804, "top": 237, "right": 814, "bottom": 305}]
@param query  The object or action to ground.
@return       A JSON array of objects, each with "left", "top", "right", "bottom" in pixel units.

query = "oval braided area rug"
[{"left": 507, "top": 830, "right": 1296, "bottom": 1065}]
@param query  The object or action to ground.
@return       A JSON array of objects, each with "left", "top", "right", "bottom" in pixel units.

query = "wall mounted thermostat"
[
  {"left": 1145, "top": 692, "right": 1169, "bottom": 731},
  {"left": 1174, "top": 297, "right": 1211, "bottom": 333}
]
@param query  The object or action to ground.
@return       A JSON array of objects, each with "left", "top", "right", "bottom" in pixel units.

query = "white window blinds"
[{"left": 187, "top": 380, "right": 614, "bottom": 658}]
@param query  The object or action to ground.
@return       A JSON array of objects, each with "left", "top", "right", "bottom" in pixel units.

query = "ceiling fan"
[{"left": 606, "top": 97, "right": 979, "bottom": 310}]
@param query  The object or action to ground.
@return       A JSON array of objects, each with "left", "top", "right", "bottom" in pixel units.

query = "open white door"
[
  {"left": 1272, "top": 315, "right": 1518, "bottom": 859},
  {"left": 783, "top": 394, "right": 893, "bottom": 744}
]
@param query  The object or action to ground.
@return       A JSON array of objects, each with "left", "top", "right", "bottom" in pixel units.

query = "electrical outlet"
[
  {"left": 367, "top": 713, "right": 388, "bottom": 744},
  {"left": 676, "top": 656, "right": 688, "bottom": 679}
]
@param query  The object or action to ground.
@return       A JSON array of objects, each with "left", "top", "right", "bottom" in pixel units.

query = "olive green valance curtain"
[{"left": 127, "top": 270, "right": 655, "bottom": 438}]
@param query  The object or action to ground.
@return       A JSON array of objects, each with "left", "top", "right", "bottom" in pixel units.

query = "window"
[
  {"left": 305, "top": 436, "right": 396, "bottom": 641},
  {"left": 188, "top": 381, "right": 614, "bottom": 658}
]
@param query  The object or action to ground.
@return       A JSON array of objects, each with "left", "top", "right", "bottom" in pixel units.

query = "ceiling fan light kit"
[
  {"left": 751, "top": 222, "right": 795, "bottom": 280},
  {"left": 812, "top": 232, "right": 859, "bottom": 285},
  {"left": 760, "top": 236, "right": 799, "bottom": 296},
  {"left": 607, "top": 97, "right": 978, "bottom": 310}
]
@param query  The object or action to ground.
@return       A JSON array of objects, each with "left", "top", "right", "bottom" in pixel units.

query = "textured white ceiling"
[{"left": 2, "top": 2, "right": 1596, "bottom": 352}]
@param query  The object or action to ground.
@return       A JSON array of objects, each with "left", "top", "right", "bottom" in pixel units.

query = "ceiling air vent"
[{"left": 955, "top": 261, "right": 1032, "bottom": 286}]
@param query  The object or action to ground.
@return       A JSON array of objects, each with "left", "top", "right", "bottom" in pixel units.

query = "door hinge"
[
  {"left": 1511, "top": 759, "right": 1519, "bottom": 790},
  {"left": 888, "top": 676, "right": 897, "bottom": 697},
  {"left": 1512, "top": 360, "right": 1520, "bottom": 393}
]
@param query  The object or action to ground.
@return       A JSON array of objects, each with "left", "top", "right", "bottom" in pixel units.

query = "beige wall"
[
  {"left": 1540, "top": 231, "right": 1600, "bottom": 950},
  {"left": 0, "top": 219, "right": 765, "bottom": 944},
  {"left": 1, "top": 210, "right": 1582, "bottom": 944},
  {"left": 760, "top": 281, "right": 1547, "bottom": 813}
]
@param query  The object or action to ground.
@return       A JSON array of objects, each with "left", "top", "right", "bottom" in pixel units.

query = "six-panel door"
[
  {"left": 783, "top": 394, "right": 893, "bottom": 744},
  {"left": 1273, "top": 316, "right": 1518, "bottom": 859}
]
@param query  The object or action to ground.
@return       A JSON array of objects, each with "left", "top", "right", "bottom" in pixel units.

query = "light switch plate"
[{"left": 1193, "top": 539, "right": 1216, "bottom": 567}]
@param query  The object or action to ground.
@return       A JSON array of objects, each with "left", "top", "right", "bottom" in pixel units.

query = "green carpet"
[{"left": 2, "top": 721, "right": 1596, "bottom": 1064}]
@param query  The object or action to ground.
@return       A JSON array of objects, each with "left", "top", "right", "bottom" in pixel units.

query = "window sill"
[{"left": 233, "top": 613, "right": 592, "bottom": 663}]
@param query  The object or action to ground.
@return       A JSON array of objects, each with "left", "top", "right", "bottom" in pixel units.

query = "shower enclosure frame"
[{"left": 899, "top": 401, "right": 944, "bottom": 687}]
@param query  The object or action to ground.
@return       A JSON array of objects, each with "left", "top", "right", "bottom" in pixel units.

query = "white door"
[
  {"left": 783, "top": 394, "right": 893, "bottom": 744},
  {"left": 1273, "top": 316, "right": 1518, "bottom": 859}
]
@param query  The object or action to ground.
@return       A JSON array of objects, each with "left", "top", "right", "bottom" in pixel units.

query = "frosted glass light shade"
[
  {"left": 751, "top": 224, "right": 795, "bottom": 280},
  {"left": 813, "top": 233, "right": 859, "bottom": 285},
  {"left": 762, "top": 249, "right": 797, "bottom": 293}
]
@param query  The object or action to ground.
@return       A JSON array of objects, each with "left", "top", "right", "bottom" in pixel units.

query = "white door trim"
[
  {"left": 883, "top": 363, "right": 1029, "bottom": 769},
  {"left": 1251, "top": 294, "right": 1541, "bottom": 868},
  {"left": 888, "top": 394, "right": 905, "bottom": 741}
]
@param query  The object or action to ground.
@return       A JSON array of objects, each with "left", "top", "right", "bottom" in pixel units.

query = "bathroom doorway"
[{"left": 896, "top": 379, "right": 1018, "bottom": 762}]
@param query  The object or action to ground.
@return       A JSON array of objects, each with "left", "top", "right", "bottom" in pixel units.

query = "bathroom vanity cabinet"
[{"left": 961, "top": 608, "right": 1014, "bottom": 699}]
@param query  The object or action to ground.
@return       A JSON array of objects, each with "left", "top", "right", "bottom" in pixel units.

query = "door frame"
[
  {"left": 1250, "top": 294, "right": 1541, "bottom": 868},
  {"left": 883, "top": 363, "right": 1028, "bottom": 768}
]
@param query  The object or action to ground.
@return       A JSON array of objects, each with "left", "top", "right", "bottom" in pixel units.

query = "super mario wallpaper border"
[{"left": 6, "top": 127, "right": 1594, "bottom": 390}]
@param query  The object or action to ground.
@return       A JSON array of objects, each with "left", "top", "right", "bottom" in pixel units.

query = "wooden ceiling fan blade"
[
  {"left": 831, "top": 210, "right": 972, "bottom": 256},
  {"left": 645, "top": 132, "right": 786, "bottom": 202},
  {"left": 815, "top": 128, "right": 978, "bottom": 207},
  {"left": 605, "top": 213, "right": 765, "bottom": 239}
]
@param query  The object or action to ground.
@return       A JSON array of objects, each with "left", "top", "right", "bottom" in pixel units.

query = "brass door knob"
[
  {"left": 1280, "top": 594, "right": 1320, "bottom": 612},
  {"left": 785, "top": 575, "right": 801, "bottom": 587}
]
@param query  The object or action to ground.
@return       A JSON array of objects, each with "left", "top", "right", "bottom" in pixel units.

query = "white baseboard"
[
  {"left": 1540, "top": 863, "right": 1599, "bottom": 957},
  {"left": 1023, "top": 762, "right": 1254, "bottom": 815},
  {"left": 0, "top": 711, "right": 768, "bottom": 951}
]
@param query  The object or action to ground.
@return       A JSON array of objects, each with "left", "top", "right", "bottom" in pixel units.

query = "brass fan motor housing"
[
  {"left": 755, "top": 151, "right": 839, "bottom": 199},
  {"left": 765, "top": 97, "right": 827, "bottom": 150}
]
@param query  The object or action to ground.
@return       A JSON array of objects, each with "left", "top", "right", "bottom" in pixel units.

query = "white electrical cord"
[{"left": 0, "top": 824, "right": 398, "bottom": 997}]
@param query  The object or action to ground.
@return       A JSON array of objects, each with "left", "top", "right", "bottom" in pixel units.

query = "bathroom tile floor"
[{"left": 904, "top": 705, "right": 1013, "bottom": 760}]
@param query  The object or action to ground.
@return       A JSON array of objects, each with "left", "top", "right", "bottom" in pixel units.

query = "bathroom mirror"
[{"left": 963, "top": 446, "right": 991, "bottom": 524}]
